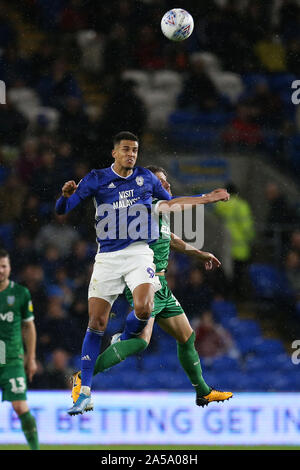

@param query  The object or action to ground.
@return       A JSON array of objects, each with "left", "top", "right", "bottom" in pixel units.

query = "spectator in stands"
[
  {"left": 99, "top": 78, "right": 147, "bottom": 153},
  {"left": 35, "top": 213, "right": 80, "bottom": 259},
  {"left": 133, "top": 24, "right": 165, "bottom": 70},
  {"left": 289, "top": 230, "right": 300, "bottom": 255},
  {"left": 41, "top": 244, "right": 63, "bottom": 285},
  {"left": 222, "top": 102, "right": 263, "bottom": 149},
  {"left": 278, "top": 0, "right": 300, "bottom": 43},
  {"left": 177, "top": 56, "right": 222, "bottom": 112},
  {"left": 10, "top": 231, "right": 37, "bottom": 275},
  {"left": 102, "top": 23, "right": 134, "bottom": 75},
  {"left": 70, "top": 296, "right": 89, "bottom": 333},
  {"left": 36, "top": 58, "right": 82, "bottom": 110},
  {"left": 284, "top": 250, "right": 300, "bottom": 298},
  {"left": 38, "top": 296, "right": 77, "bottom": 359},
  {"left": 16, "top": 138, "right": 41, "bottom": 185},
  {"left": 0, "top": 98, "right": 29, "bottom": 146},
  {"left": 215, "top": 183, "right": 255, "bottom": 299},
  {"left": 57, "top": 96, "right": 90, "bottom": 156},
  {"left": 285, "top": 37, "right": 300, "bottom": 75},
  {"left": 265, "top": 182, "right": 298, "bottom": 256},
  {"left": 194, "top": 310, "right": 237, "bottom": 360},
  {"left": 31, "top": 148, "right": 60, "bottom": 213},
  {"left": 2, "top": 0, "right": 300, "bottom": 392},
  {"left": 0, "top": 148, "right": 10, "bottom": 185},
  {"left": 0, "top": 172, "right": 28, "bottom": 224},
  {"left": 53, "top": 266, "right": 75, "bottom": 309},
  {"left": 0, "top": 4, "right": 17, "bottom": 50},
  {"left": 173, "top": 266, "right": 214, "bottom": 319},
  {"left": 254, "top": 30, "right": 287, "bottom": 73},
  {"left": 54, "top": 141, "right": 76, "bottom": 186},
  {"left": 30, "top": 39, "right": 57, "bottom": 84},
  {"left": 59, "top": 0, "right": 89, "bottom": 33},
  {"left": 0, "top": 43, "right": 33, "bottom": 87},
  {"left": 17, "top": 193, "right": 43, "bottom": 237},
  {"left": 65, "top": 239, "right": 93, "bottom": 279},
  {"left": 34, "top": 0, "right": 66, "bottom": 31},
  {"left": 34, "top": 349, "right": 73, "bottom": 390},
  {"left": 18, "top": 264, "right": 48, "bottom": 323},
  {"left": 245, "top": 79, "right": 284, "bottom": 130},
  {"left": 280, "top": 249, "right": 300, "bottom": 322}
]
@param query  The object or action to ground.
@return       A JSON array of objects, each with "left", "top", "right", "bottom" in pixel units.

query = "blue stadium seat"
[
  {"left": 249, "top": 263, "right": 292, "bottom": 300},
  {"left": 241, "top": 73, "right": 268, "bottom": 92},
  {"left": 244, "top": 356, "right": 268, "bottom": 372},
  {"left": 0, "top": 223, "right": 14, "bottom": 250},
  {"left": 211, "top": 300, "right": 237, "bottom": 322},
  {"left": 210, "top": 369, "right": 245, "bottom": 391},
  {"left": 92, "top": 372, "right": 126, "bottom": 390},
  {"left": 267, "top": 73, "right": 297, "bottom": 92},
  {"left": 168, "top": 111, "right": 233, "bottom": 127},
  {"left": 210, "top": 355, "right": 241, "bottom": 373},
  {"left": 252, "top": 338, "right": 285, "bottom": 357},
  {"left": 142, "top": 351, "right": 179, "bottom": 372},
  {"left": 270, "top": 353, "right": 295, "bottom": 373},
  {"left": 228, "top": 318, "right": 262, "bottom": 340},
  {"left": 235, "top": 335, "right": 264, "bottom": 355}
]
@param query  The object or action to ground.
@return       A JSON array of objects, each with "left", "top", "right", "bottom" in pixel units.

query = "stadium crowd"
[{"left": 0, "top": 0, "right": 300, "bottom": 390}]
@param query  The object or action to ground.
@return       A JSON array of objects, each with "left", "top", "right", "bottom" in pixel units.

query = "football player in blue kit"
[{"left": 55, "top": 131, "right": 229, "bottom": 415}]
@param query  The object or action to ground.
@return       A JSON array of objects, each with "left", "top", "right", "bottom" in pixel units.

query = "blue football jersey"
[{"left": 55, "top": 165, "right": 172, "bottom": 253}]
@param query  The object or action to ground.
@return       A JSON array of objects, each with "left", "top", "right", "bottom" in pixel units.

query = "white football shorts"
[{"left": 88, "top": 241, "right": 159, "bottom": 305}]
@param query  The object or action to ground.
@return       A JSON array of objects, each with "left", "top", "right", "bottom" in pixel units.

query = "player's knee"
[
  {"left": 12, "top": 401, "right": 29, "bottom": 416},
  {"left": 134, "top": 299, "right": 153, "bottom": 319},
  {"left": 88, "top": 314, "right": 107, "bottom": 331}
]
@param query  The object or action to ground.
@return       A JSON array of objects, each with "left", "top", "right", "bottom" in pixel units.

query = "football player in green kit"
[
  {"left": 71, "top": 169, "right": 232, "bottom": 408},
  {"left": 0, "top": 249, "right": 39, "bottom": 449}
]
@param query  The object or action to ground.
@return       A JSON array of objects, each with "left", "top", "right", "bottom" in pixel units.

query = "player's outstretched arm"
[
  {"left": 170, "top": 233, "right": 221, "bottom": 270},
  {"left": 157, "top": 188, "right": 230, "bottom": 213}
]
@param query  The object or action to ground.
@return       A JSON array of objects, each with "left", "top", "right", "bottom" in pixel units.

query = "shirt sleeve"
[{"left": 55, "top": 170, "right": 98, "bottom": 214}]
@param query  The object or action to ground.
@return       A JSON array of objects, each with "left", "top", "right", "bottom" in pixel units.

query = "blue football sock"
[
  {"left": 120, "top": 310, "right": 149, "bottom": 340},
  {"left": 81, "top": 327, "right": 104, "bottom": 389}
]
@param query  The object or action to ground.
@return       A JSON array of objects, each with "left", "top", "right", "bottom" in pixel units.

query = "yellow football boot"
[
  {"left": 71, "top": 371, "right": 81, "bottom": 404},
  {"left": 196, "top": 389, "right": 233, "bottom": 407}
]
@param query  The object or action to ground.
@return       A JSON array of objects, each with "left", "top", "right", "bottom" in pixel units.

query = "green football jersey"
[
  {"left": 150, "top": 199, "right": 171, "bottom": 272},
  {"left": 0, "top": 281, "right": 34, "bottom": 367}
]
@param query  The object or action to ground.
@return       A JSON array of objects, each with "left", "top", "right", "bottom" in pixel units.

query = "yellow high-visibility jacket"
[{"left": 215, "top": 195, "right": 255, "bottom": 261}]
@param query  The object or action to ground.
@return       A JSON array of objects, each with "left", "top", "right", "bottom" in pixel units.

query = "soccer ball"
[{"left": 161, "top": 8, "right": 194, "bottom": 42}]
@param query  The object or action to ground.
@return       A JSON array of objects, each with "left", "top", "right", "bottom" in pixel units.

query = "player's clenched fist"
[
  {"left": 208, "top": 188, "right": 230, "bottom": 203},
  {"left": 62, "top": 180, "right": 78, "bottom": 197}
]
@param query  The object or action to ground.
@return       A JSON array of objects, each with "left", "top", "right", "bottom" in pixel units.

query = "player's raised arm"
[
  {"left": 62, "top": 180, "right": 78, "bottom": 197},
  {"left": 170, "top": 232, "right": 221, "bottom": 270},
  {"left": 156, "top": 188, "right": 230, "bottom": 213},
  {"left": 55, "top": 171, "right": 98, "bottom": 215}
]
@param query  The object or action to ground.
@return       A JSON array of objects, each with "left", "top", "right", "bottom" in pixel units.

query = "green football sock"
[
  {"left": 93, "top": 337, "right": 148, "bottom": 375},
  {"left": 177, "top": 331, "right": 211, "bottom": 397},
  {"left": 19, "top": 411, "right": 40, "bottom": 450}
]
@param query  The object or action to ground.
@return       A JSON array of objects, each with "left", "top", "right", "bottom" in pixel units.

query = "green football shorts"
[
  {"left": 125, "top": 275, "right": 184, "bottom": 319},
  {"left": 0, "top": 362, "right": 27, "bottom": 402}
]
